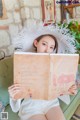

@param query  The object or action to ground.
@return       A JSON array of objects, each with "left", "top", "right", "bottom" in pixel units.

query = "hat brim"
[{"left": 12, "top": 24, "right": 76, "bottom": 53}]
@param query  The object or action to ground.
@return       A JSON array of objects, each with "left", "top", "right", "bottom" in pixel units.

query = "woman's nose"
[{"left": 45, "top": 46, "right": 50, "bottom": 52}]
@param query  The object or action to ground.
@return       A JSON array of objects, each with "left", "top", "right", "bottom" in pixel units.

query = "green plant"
[{"left": 58, "top": 21, "right": 80, "bottom": 55}]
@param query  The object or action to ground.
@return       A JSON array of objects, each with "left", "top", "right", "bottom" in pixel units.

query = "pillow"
[{"left": 0, "top": 57, "right": 13, "bottom": 107}]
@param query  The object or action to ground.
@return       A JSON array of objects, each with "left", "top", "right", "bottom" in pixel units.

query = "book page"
[
  {"left": 48, "top": 54, "right": 79, "bottom": 100},
  {"left": 14, "top": 52, "right": 50, "bottom": 100}
]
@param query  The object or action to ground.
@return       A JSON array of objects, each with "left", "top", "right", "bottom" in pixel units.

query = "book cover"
[{"left": 13, "top": 52, "right": 79, "bottom": 100}]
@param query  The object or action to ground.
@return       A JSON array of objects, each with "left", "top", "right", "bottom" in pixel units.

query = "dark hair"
[{"left": 33, "top": 34, "right": 58, "bottom": 53}]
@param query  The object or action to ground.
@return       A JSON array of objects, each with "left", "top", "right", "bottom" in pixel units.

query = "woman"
[{"left": 9, "top": 24, "right": 77, "bottom": 120}]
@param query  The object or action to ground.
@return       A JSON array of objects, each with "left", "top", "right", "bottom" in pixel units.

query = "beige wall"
[{"left": 0, "top": 0, "right": 61, "bottom": 57}]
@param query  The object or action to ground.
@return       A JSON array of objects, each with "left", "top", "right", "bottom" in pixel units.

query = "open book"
[{"left": 13, "top": 52, "right": 79, "bottom": 100}]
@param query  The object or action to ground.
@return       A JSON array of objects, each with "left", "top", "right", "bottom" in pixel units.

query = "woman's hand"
[
  {"left": 8, "top": 84, "right": 25, "bottom": 100},
  {"left": 68, "top": 84, "right": 77, "bottom": 95}
]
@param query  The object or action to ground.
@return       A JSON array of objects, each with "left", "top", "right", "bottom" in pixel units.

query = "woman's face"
[{"left": 34, "top": 36, "right": 55, "bottom": 53}]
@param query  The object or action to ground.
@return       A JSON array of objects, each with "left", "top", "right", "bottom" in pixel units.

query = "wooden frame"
[
  {"left": 0, "top": 0, "right": 7, "bottom": 20},
  {"left": 61, "top": 1, "right": 80, "bottom": 23},
  {"left": 41, "top": 0, "right": 55, "bottom": 24}
]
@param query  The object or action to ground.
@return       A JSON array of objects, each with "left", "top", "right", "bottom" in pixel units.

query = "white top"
[
  {"left": 10, "top": 97, "right": 60, "bottom": 120},
  {"left": 10, "top": 95, "right": 70, "bottom": 113},
  {"left": 10, "top": 98, "right": 60, "bottom": 113},
  {"left": 10, "top": 95, "right": 71, "bottom": 120}
]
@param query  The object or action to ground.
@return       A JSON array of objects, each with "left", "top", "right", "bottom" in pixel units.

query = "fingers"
[
  {"left": 8, "top": 84, "right": 21, "bottom": 90},
  {"left": 70, "top": 84, "right": 77, "bottom": 90},
  {"left": 8, "top": 86, "right": 21, "bottom": 92},
  {"left": 70, "top": 84, "right": 77, "bottom": 88},
  {"left": 68, "top": 84, "right": 77, "bottom": 95},
  {"left": 8, "top": 84, "right": 22, "bottom": 99}
]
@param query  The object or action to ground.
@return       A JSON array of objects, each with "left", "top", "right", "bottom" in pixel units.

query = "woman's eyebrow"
[
  {"left": 42, "top": 41, "right": 48, "bottom": 43},
  {"left": 51, "top": 45, "right": 55, "bottom": 47}
]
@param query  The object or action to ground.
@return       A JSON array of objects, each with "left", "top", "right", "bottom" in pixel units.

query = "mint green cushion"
[
  {"left": 5, "top": 105, "right": 20, "bottom": 120},
  {"left": 60, "top": 89, "right": 80, "bottom": 112},
  {"left": 0, "top": 57, "right": 13, "bottom": 106},
  {"left": 0, "top": 89, "right": 9, "bottom": 106}
]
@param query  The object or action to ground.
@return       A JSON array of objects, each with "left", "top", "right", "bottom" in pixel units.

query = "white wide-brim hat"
[{"left": 12, "top": 23, "right": 76, "bottom": 53}]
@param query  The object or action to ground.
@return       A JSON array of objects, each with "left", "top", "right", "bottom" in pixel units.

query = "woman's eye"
[
  {"left": 50, "top": 47, "right": 54, "bottom": 49},
  {"left": 42, "top": 43, "right": 46, "bottom": 46}
]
